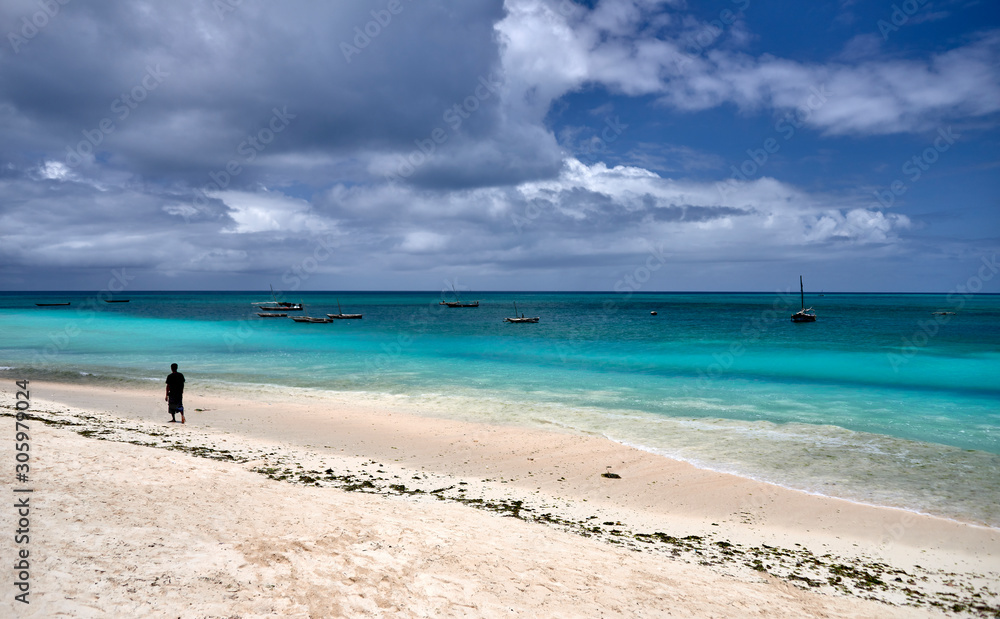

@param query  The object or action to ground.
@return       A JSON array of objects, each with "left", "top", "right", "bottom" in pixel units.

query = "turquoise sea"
[{"left": 2, "top": 290, "right": 998, "bottom": 526}]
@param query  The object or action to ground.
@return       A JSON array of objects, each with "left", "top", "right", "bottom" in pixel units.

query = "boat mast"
[
  {"left": 337, "top": 298, "right": 343, "bottom": 315},
  {"left": 799, "top": 275, "right": 805, "bottom": 310}
]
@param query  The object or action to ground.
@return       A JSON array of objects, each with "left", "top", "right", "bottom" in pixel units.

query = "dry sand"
[{"left": 2, "top": 379, "right": 998, "bottom": 618}]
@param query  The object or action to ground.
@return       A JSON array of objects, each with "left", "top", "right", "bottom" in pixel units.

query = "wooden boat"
[
  {"left": 439, "top": 284, "right": 479, "bottom": 307},
  {"left": 504, "top": 301, "right": 539, "bottom": 323},
  {"left": 35, "top": 302, "right": 70, "bottom": 306},
  {"left": 256, "top": 312, "right": 287, "bottom": 318},
  {"left": 791, "top": 276, "right": 817, "bottom": 322},
  {"left": 291, "top": 316, "right": 332, "bottom": 323},
  {"left": 253, "top": 285, "right": 303, "bottom": 311},
  {"left": 327, "top": 299, "right": 362, "bottom": 320},
  {"left": 104, "top": 299, "right": 130, "bottom": 303}
]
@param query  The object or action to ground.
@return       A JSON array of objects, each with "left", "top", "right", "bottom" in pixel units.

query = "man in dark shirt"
[{"left": 165, "top": 363, "right": 185, "bottom": 424}]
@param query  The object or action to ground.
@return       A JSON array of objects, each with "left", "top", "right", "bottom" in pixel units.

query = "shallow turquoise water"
[{"left": 2, "top": 290, "right": 998, "bottom": 524}]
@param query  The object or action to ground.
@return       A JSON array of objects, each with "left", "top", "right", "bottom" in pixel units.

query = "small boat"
[
  {"left": 253, "top": 285, "right": 303, "bottom": 311},
  {"left": 327, "top": 299, "right": 362, "bottom": 320},
  {"left": 791, "top": 276, "right": 817, "bottom": 322},
  {"left": 650, "top": 311, "right": 658, "bottom": 315},
  {"left": 104, "top": 299, "right": 130, "bottom": 303},
  {"left": 291, "top": 316, "right": 332, "bottom": 323},
  {"left": 439, "top": 284, "right": 479, "bottom": 307},
  {"left": 256, "top": 312, "right": 287, "bottom": 318},
  {"left": 35, "top": 302, "right": 70, "bottom": 306},
  {"left": 504, "top": 301, "right": 539, "bottom": 323}
]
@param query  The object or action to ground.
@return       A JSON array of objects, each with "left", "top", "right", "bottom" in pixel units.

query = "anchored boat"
[
  {"left": 791, "top": 276, "right": 817, "bottom": 323},
  {"left": 504, "top": 301, "right": 539, "bottom": 323},
  {"left": 327, "top": 299, "right": 363, "bottom": 320}
]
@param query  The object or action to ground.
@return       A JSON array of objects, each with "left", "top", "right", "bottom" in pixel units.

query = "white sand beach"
[{"left": 2, "top": 380, "right": 997, "bottom": 618}]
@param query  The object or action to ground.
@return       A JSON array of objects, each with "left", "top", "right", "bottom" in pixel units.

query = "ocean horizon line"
[{"left": 2, "top": 289, "right": 998, "bottom": 296}]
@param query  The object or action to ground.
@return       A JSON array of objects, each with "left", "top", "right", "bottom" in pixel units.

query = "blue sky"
[{"left": 0, "top": 0, "right": 997, "bottom": 292}]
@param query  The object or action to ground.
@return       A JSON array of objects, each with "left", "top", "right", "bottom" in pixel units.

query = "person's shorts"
[{"left": 168, "top": 402, "right": 184, "bottom": 413}]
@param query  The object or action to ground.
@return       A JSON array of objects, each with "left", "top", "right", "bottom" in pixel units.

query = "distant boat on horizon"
[
  {"left": 791, "top": 276, "right": 817, "bottom": 323},
  {"left": 104, "top": 299, "right": 130, "bottom": 303},
  {"left": 35, "top": 302, "right": 70, "bottom": 306},
  {"left": 440, "top": 284, "right": 479, "bottom": 307},
  {"left": 253, "top": 284, "right": 302, "bottom": 311}
]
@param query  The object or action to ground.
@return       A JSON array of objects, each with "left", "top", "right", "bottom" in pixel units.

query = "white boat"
[
  {"left": 504, "top": 301, "right": 539, "bottom": 323},
  {"left": 253, "top": 285, "right": 303, "bottom": 311}
]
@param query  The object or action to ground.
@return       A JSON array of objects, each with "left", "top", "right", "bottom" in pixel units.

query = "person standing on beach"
[{"left": 165, "top": 363, "right": 185, "bottom": 424}]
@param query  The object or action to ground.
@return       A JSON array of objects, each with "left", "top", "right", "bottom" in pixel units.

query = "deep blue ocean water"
[{"left": 2, "top": 290, "right": 998, "bottom": 525}]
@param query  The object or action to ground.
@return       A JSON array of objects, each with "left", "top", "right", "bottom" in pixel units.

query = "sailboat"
[
  {"left": 791, "top": 276, "right": 817, "bottom": 322},
  {"left": 327, "top": 299, "right": 363, "bottom": 320},
  {"left": 504, "top": 301, "right": 539, "bottom": 323},
  {"left": 439, "top": 284, "right": 479, "bottom": 307},
  {"left": 253, "top": 285, "right": 303, "bottom": 311}
]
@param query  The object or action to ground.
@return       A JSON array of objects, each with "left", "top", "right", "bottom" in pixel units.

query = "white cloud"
[
  {"left": 209, "top": 189, "right": 330, "bottom": 234},
  {"left": 399, "top": 231, "right": 449, "bottom": 253},
  {"left": 37, "top": 161, "right": 72, "bottom": 181},
  {"left": 497, "top": 0, "right": 1000, "bottom": 135}
]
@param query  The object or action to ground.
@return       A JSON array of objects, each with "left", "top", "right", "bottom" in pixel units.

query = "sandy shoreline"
[{"left": 2, "top": 379, "right": 998, "bottom": 617}]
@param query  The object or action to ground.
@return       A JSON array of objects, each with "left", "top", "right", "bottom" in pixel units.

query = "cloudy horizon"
[{"left": 1, "top": 0, "right": 998, "bottom": 293}]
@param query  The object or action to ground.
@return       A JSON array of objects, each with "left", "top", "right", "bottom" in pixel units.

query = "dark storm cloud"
[{"left": 0, "top": 0, "right": 515, "bottom": 187}]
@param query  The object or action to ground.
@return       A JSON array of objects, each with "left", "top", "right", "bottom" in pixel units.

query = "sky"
[{"left": 0, "top": 0, "right": 998, "bottom": 293}]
